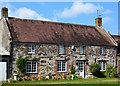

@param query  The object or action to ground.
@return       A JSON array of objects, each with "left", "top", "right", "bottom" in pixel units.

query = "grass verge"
[{"left": 2, "top": 78, "right": 120, "bottom": 86}]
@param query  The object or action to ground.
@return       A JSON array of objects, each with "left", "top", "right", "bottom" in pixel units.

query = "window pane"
[
  {"left": 99, "top": 61, "right": 106, "bottom": 71},
  {"left": 62, "top": 62, "right": 65, "bottom": 71},
  {"left": 59, "top": 45, "right": 65, "bottom": 54},
  {"left": 83, "top": 46, "right": 86, "bottom": 54},
  {"left": 99, "top": 62, "right": 102, "bottom": 70},
  {"left": 26, "top": 61, "right": 37, "bottom": 73},
  {"left": 57, "top": 61, "right": 67, "bottom": 72},
  {"left": 103, "top": 62, "right": 106, "bottom": 70},
  {"left": 57, "top": 61, "right": 61, "bottom": 71},
  {"left": 79, "top": 46, "right": 83, "bottom": 54},
  {"left": 28, "top": 44, "right": 36, "bottom": 54},
  {"left": 100, "top": 47, "right": 105, "bottom": 55}
]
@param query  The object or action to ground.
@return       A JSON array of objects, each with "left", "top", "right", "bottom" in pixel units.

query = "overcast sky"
[{"left": 0, "top": 2, "right": 118, "bottom": 35}]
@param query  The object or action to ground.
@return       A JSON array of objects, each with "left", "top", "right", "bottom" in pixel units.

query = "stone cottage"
[
  {"left": 0, "top": 7, "right": 118, "bottom": 81},
  {"left": 111, "top": 35, "right": 120, "bottom": 75}
]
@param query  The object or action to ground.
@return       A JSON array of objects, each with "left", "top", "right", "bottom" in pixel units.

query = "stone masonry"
[{"left": 12, "top": 43, "right": 117, "bottom": 78}]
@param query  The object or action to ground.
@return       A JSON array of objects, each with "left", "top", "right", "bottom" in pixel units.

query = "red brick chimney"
[
  {"left": 1, "top": 7, "right": 8, "bottom": 18},
  {"left": 95, "top": 17, "right": 102, "bottom": 28}
]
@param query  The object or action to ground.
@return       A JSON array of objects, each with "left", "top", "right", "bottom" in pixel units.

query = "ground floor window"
[
  {"left": 99, "top": 61, "right": 106, "bottom": 71},
  {"left": 26, "top": 61, "right": 37, "bottom": 73},
  {"left": 57, "top": 61, "right": 67, "bottom": 72}
]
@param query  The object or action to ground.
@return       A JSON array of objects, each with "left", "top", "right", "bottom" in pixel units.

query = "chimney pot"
[
  {"left": 1, "top": 7, "right": 8, "bottom": 18},
  {"left": 95, "top": 17, "right": 102, "bottom": 28}
]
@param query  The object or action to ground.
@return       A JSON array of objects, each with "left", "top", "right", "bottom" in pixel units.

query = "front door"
[
  {"left": 0, "top": 62, "right": 6, "bottom": 81},
  {"left": 78, "top": 61, "right": 84, "bottom": 78}
]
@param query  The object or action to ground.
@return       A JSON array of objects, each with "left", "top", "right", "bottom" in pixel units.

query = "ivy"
[
  {"left": 70, "top": 63, "right": 75, "bottom": 74},
  {"left": 16, "top": 57, "right": 28, "bottom": 75}
]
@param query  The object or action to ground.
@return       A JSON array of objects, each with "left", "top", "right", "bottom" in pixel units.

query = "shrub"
[
  {"left": 70, "top": 63, "right": 75, "bottom": 74},
  {"left": 106, "top": 65, "right": 116, "bottom": 78},
  {"left": 89, "top": 63, "right": 101, "bottom": 77},
  {"left": 16, "top": 57, "right": 28, "bottom": 75}
]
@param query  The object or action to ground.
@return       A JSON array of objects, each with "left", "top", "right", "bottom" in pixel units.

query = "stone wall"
[{"left": 12, "top": 43, "right": 117, "bottom": 78}]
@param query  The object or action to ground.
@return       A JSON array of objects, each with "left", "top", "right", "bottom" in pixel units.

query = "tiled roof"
[
  {"left": 7, "top": 17, "right": 115, "bottom": 46},
  {"left": 111, "top": 35, "right": 120, "bottom": 43}
]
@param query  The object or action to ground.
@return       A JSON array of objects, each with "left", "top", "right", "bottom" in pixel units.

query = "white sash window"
[
  {"left": 28, "top": 44, "right": 36, "bottom": 54},
  {"left": 57, "top": 61, "right": 67, "bottom": 72},
  {"left": 99, "top": 61, "right": 106, "bottom": 71},
  {"left": 100, "top": 47, "right": 106, "bottom": 55},
  {"left": 59, "top": 45, "right": 65, "bottom": 54},
  {"left": 26, "top": 61, "right": 37, "bottom": 73},
  {"left": 79, "top": 46, "right": 86, "bottom": 55}
]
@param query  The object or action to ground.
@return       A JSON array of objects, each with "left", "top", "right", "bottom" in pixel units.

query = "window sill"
[
  {"left": 27, "top": 53, "right": 36, "bottom": 55},
  {"left": 59, "top": 53, "right": 66, "bottom": 55},
  {"left": 100, "top": 70, "right": 106, "bottom": 72},
  {"left": 26, "top": 72, "right": 38, "bottom": 74},
  {"left": 57, "top": 71, "right": 67, "bottom": 73},
  {"left": 79, "top": 54, "right": 86, "bottom": 55},
  {"left": 100, "top": 54, "right": 106, "bottom": 55}
]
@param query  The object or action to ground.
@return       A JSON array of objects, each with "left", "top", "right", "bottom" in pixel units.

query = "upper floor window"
[
  {"left": 27, "top": 44, "right": 36, "bottom": 54},
  {"left": 59, "top": 45, "right": 65, "bottom": 54},
  {"left": 99, "top": 61, "right": 106, "bottom": 71},
  {"left": 100, "top": 47, "right": 106, "bottom": 55},
  {"left": 26, "top": 61, "right": 37, "bottom": 73},
  {"left": 79, "top": 46, "right": 86, "bottom": 55},
  {"left": 57, "top": 61, "right": 67, "bottom": 72}
]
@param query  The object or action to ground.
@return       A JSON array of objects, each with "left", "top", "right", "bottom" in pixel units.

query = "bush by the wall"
[
  {"left": 70, "top": 63, "right": 75, "bottom": 74},
  {"left": 106, "top": 65, "right": 116, "bottom": 78},
  {"left": 16, "top": 57, "right": 28, "bottom": 75},
  {"left": 89, "top": 63, "right": 101, "bottom": 77}
]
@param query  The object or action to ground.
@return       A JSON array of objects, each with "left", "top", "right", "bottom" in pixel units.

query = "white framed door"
[
  {"left": 78, "top": 61, "right": 84, "bottom": 78},
  {"left": 0, "top": 62, "right": 6, "bottom": 81}
]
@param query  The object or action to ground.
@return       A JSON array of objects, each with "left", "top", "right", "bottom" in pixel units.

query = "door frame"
[
  {"left": 0, "top": 62, "right": 7, "bottom": 81},
  {"left": 0, "top": 55, "right": 9, "bottom": 79},
  {"left": 77, "top": 60, "right": 85, "bottom": 78}
]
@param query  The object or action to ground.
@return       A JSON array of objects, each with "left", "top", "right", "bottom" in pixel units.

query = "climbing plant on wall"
[{"left": 16, "top": 57, "right": 28, "bottom": 75}]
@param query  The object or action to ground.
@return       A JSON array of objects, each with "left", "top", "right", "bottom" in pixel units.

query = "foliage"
[
  {"left": 89, "top": 63, "right": 101, "bottom": 77},
  {"left": 70, "top": 63, "right": 75, "bottom": 74},
  {"left": 16, "top": 57, "right": 28, "bottom": 75},
  {"left": 32, "top": 57, "right": 37, "bottom": 60},
  {"left": 106, "top": 65, "right": 116, "bottom": 78}
]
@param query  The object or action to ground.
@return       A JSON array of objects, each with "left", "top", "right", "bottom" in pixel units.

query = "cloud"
[
  {"left": 58, "top": 2, "right": 103, "bottom": 18},
  {"left": 0, "top": 2, "right": 51, "bottom": 21},
  {"left": 9, "top": 7, "right": 51, "bottom": 21},
  {"left": 102, "top": 9, "right": 112, "bottom": 14},
  {"left": 103, "top": 17, "right": 111, "bottom": 23}
]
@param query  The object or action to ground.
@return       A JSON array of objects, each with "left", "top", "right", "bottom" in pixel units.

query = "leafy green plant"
[
  {"left": 16, "top": 57, "right": 28, "bottom": 75},
  {"left": 70, "top": 63, "right": 75, "bottom": 74},
  {"left": 89, "top": 63, "right": 101, "bottom": 77},
  {"left": 32, "top": 57, "right": 37, "bottom": 60},
  {"left": 106, "top": 65, "right": 116, "bottom": 78}
]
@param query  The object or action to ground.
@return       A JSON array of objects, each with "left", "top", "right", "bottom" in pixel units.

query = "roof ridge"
[
  {"left": 95, "top": 27, "right": 117, "bottom": 46},
  {"left": 111, "top": 35, "right": 120, "bottom": 37},
  {"left": 8, "top": 17, "right": 95, "bottom": 28}
]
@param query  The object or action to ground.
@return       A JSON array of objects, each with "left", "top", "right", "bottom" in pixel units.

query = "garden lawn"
[{"left": 2, "top": 78, "right": 120, "bottom": 86}]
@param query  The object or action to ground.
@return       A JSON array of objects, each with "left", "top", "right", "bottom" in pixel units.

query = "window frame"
[
  {"left": 79, "top": 46, "right": 86, "bottom": 55},
  {"left": 99, "top": 61, "right": 106, "bottom": 71},
  {"left": 57, "top": 61, "right": 67, "bottom": 72},
  {"left": 27, "top": 44, "right": 36, "bottom": 54},
  {"left": 58, "top": 45, "right": 65, "bottom": 55},
  {"left": 100, "top": 47, "right": 106, "bottom": 55},
  {"left": 26, "top": 60, "right": 38, "bottom": 74}
]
